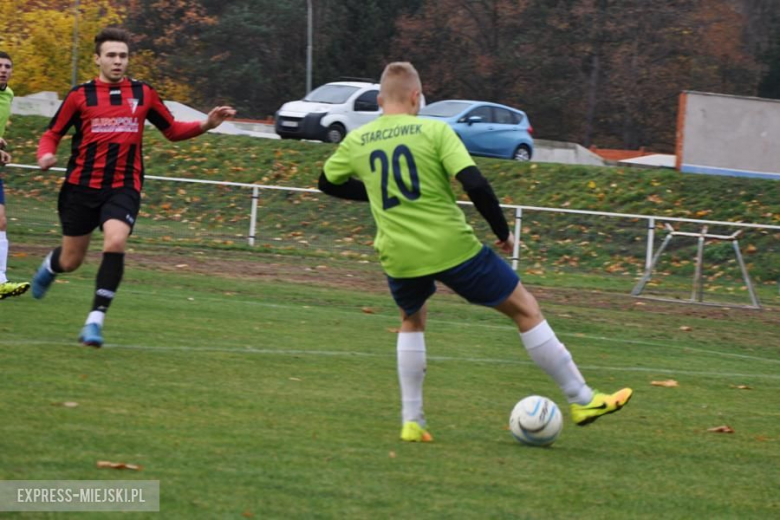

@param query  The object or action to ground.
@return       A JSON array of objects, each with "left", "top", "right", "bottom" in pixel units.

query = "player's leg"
[
  {"left": 494, "top": 279, "right": 632, "bottom": 425},
  {"left": 80, "top": 218, "right": 129, "bottom": 345},
  {"left": 0, "top": 180, "right": 30, "bottom": 298},
  {"left": 32, "top": 234, "right": 92, "bottom": 299},
  {"left": 79, "top": 188, "right": 139, "bottom": 347},
  {"left": 388, "top": 275, "right": 435, "bottom": 442},
  {"left": 494, "top": 283, "right": 595, "bottom": 406},
  {"left": 0, "top": 200, "right": 7, "bottom": 284},
  {"left": 440, "top": 245, "right": 632, "bottom": 425},
  {"left": 33, "top": 184, "right": 98, "bottom": 299}
]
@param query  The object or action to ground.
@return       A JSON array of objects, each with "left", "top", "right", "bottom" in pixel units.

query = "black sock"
[
  {"left": 48, "top": 247, "right": 64, "bottom": 273},
  {"left": 92, "top": 252, "right": 125, "bottom": 313}
]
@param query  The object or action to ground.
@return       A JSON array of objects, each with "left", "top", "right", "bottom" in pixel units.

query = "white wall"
[{"left": 678, "top": 91, "right": 780, "bottom": 180}]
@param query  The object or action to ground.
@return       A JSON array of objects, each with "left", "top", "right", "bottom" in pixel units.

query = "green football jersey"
[
  {"left": 324, "top": 114, "right": 483, "bottom": 278},
  {"left": 0, "top": 85, "right": 13, "bottom": 138}
]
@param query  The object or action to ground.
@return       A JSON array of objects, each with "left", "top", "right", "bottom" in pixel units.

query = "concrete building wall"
[{"left": 678, "top": 91, "right": 780, "bottom": 180}]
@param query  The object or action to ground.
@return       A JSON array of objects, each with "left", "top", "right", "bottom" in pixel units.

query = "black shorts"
[{"left": 58, "top": 183, "right": 141, "bottom": 237}]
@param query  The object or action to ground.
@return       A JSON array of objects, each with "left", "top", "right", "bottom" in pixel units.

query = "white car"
[{"left": 275, "top": 81, "right": 381, "bottom": 143}]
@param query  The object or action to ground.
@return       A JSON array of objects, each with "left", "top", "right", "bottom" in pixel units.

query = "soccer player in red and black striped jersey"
[{"left": 32, "top": 27, "right": 235, "bottom": 347}]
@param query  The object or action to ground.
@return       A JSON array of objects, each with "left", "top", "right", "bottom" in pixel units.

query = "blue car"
[{"left": 419, "top": 100, "right": 534, "bottom": 161}]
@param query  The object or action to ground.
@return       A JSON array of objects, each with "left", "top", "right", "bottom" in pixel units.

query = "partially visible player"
[
  {"left": 32, "top": 28, "right": 235, "bottom": 346},
  {"left": 319, "top": 62, "right": 632, "bottom": 442},
  {"left": 0, "top": 51, "right": 31, "bottom": 300}
]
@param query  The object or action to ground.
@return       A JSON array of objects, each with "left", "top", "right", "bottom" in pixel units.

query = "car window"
[
  {"left": 354, "top": 90, "right": 379, "bottom": 112},
  {"left": 419, "top": 101, "right": 472, "bottom": 117},
  {"left": 304, "top": 85, "right": 360, "bottom": 104},
  {"left": 494, "top": 107, "right": 520, "bottom": 125},
  {"left": 464, "top": 106, "right": 493, "bottom": 123}
]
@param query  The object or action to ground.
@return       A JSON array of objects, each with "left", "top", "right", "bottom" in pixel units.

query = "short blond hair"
[{"left": 380, "top": 62, "right": 422, "bottom": 104}]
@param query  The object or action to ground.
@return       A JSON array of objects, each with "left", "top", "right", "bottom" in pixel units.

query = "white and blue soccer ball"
[{"left": 509, "top": 395, "right": 563, "bottom": 447}]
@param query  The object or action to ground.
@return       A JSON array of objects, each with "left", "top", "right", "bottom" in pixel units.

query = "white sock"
[
  {"left": 43, "top": 251, "right": 57, "bottom": 275},
  {"left": 397, "top": 332, "right": 427, "bottom": 426},
  {"left": 86, "top": 311, "right": 105, "bottom": 327},
  {"left": 0, "top": 231, "right": 8, "bottom": 283},
  {"left": 521, "top": 320, "right": 593, "bottom": 405}
]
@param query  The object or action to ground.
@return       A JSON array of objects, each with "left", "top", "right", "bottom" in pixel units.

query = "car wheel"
[
  {"left": 513, "top": 145, "right": 532, "bottom": 162},
  {"left": 325, "top": 124, "right": 346, "bottom": 144}
]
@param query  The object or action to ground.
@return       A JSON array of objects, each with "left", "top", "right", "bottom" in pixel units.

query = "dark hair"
[
  {"left": 94, "top": 27, "right": 131, "bottom": 55},
  {"left": 0, "top": 51, "right": 12, "bottom": 64}
]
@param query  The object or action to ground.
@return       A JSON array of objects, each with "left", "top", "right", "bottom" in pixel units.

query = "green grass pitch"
[{"left": 1, "top": 250, "right": 778, "bottom": 519}]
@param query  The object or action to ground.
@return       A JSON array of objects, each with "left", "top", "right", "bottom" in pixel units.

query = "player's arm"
[
  {"left": 37, "top": 89, "right": 80, "bottom": 171},
  {"left": 317, "top": 172, "right": 368, "bottom": 201},
  {"left": 438, "top": 122, "right": 512, "bottom": 251},
  {"left": 456, "top": 166, "right": 510, "bottom": 244},
  {"left": 147, "top": 87, "right": 235, "bottom": 141},
  {"left": 319, "top": 138, "right": 369, "bottom": 202}
]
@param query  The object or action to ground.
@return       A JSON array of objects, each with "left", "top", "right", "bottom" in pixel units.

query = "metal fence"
[{"left": 7, "top": 163, "right": 779, "bottom": 307}]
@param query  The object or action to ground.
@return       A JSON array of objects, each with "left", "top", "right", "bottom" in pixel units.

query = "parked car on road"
[
  {"left": 419, "top": 100, "right": 534, "bottom": 161},
  {"left": 275, "top": 81, "right": 381, "bottom": 143}
]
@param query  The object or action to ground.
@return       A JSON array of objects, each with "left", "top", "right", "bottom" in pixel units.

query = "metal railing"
[{"left": 7, "top": 163, "right": 779, "bottom": 306}]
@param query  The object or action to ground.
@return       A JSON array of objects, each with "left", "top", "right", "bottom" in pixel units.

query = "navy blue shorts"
[
  {"left": 387, "top": 245, "right": 520, "bottom": 316},
  {"left": 0, "top": 178, "right": 4, "bottom": 205}
]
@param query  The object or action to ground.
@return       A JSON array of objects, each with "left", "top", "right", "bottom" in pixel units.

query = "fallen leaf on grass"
[
  {"left": 651, "top": 380, "right": 679, "bottom": 387},
  {"left": 707, "top": 425, "right": 735, "bottom": 434},
  {"left": 755, "top": 435, "right": 770, "bottom": 442},
  {"left": 288, "top": 377, "right": 301, "bottom": 381},
  {"left": 242, "top": 511, "right": 254, "bottom": 518},
  {"left": 730, "top": 384, "right": 752, "bottom": 390},
  {"left": 361, "top": 307, "right": 376, "bottom": 314},
  {"left": 96, "top": 461, "right": 143, "bottom": 471},
  {"left": 679, "top": 326, "right": 693, "bottom": 332},
  {"left": 389, "top": 451, "right": 396, "bottom": 459},
  {"left": 386, "top": 328, "right": 400, "bottom": 333},
  {"left": 175, "top": 264, "right": 188, "bottom": 268},
  {"left": 11, "top": 252, "right": 28, "bottom": 258}
]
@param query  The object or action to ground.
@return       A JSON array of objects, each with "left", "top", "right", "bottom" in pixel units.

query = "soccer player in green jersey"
[
  {"left": 319, "top": 62, "right": 632, "bottom": 442},
  {"left": 0, "top": 51, "right": 31, "bottom": 300}
]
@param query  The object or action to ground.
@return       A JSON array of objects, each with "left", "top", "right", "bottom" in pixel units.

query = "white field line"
[
  {"left": 114, "top": 286, "right": 780, "bottom": 365},
  {"left": 13, "top": 280, "right": 779, "bottom": 365},
  {"left": 3, "top": 339, "right": 780, "bottom": 381}
]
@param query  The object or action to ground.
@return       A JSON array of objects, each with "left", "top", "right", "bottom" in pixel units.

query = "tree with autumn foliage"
[
  {"left": 124, "top": 0, "right": 216, "bottom": 103},
  {"left": 392, "top": 0, "right": 762, "bottom": 150},
  {"left": 0, "top": 0, "right": 123, "bottom": 97},
  {"left": 1, "top": 0, "right": 776, "bottom": 149}
]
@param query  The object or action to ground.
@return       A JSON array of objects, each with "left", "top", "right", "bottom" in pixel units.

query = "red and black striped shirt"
[{"left": 38, "top": 78, "right": 204, "bottom": 192}]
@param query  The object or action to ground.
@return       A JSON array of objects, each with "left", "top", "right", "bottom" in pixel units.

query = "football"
[{"left": 509, "top": 395, "right": 563, "bottom": 447}]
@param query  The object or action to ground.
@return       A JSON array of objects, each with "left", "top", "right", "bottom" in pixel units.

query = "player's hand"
[
  {"left": 495, "top": 232, "right": 515, "bottom": 254},
  {"left": 0, "top": 137, "right": 7, "bottom": 150},
  {"left": 202, "top": 106, "right": 237, "bottom": 131},
  {"left": 38, "top": 153, "right": 57, "bottom": 171},
  {"left": 0, "top": 149, "right": 10, "bottom": 165}
]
